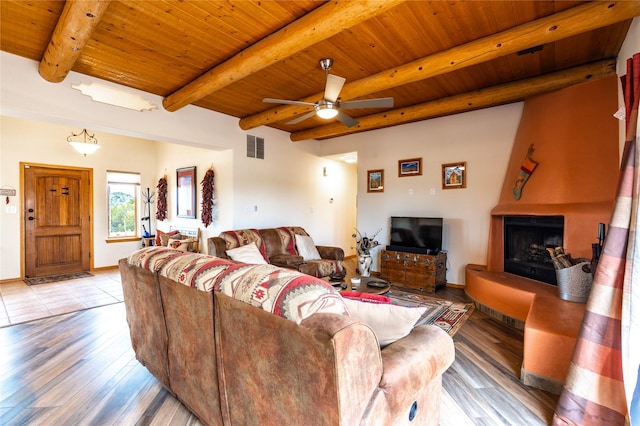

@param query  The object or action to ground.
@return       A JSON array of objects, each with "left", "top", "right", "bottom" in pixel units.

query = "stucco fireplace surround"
[{"left": 465, "top": 75, "right": 620, "bottom": 393}]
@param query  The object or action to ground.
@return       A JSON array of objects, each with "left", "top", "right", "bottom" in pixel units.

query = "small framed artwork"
[
  {"left": 398, "top": 157, "right": 422, "bottom": 177},
  {"left": 367, "top": 169, "right": 384, "bottom": 193},
  {"left": 177, "top": 166, "right": 197, "bottom": 218},
  {"left": 442, "top": 162, "right": 466, "bottom": 189}
]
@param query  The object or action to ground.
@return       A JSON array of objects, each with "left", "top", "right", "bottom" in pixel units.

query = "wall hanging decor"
[
  {"left": 156, "top": 175, "right": 168, "bottom": 221},
  {"left": 177, "top": 166, "right": 196, "bottom": 218},
  {"left": 512, "top": 145, "right": 538, "bottom": 200},
  {"left": 398, "top": 158, "right": 422, "bottom": 177},
  {"left": 201, "top": 166, "right": 215, "bottom": 227},
  {"left": 367, "top": 169, "right": 384, "bottom": 192},
  {"left": 442, "top": 162, "right": 466, "bottom": 189}
]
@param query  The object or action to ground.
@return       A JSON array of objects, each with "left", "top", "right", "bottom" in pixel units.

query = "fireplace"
[{"left": 504, "top": 216, "right": 564, "bottom": 285}]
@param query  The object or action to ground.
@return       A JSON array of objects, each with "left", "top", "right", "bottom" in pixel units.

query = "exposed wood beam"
[
  {"left": 240, "top": 1, "right": 640, "bottom": 130},
  {"left": 162, "top": 0, "right": 404, "bottom": 112},
  {"left": 290, "top": 59, "right": 616, "bottom": 141},
  {"left": 38, "top": 0, "right": 112, "bottom": 83}
]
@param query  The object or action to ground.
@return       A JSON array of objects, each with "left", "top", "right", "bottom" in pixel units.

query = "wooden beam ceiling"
[
  {"left": 161, "top": 0, "right": 404, "bottom": 112},
  {"left": 38, "top": 0, "right": 112, "bottom": 83},
  {"left": 289, "top": 59, "right": 616, "bottom": 141},
  {"left": 3, "top": 1, "right": 634, "bottom": 142},
  {"left": 240, "top": 1, "right": 640, "bottom": 133}
]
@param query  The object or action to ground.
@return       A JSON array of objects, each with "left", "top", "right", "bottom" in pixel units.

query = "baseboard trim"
[{"left": 521, "top": 368, "right": 564, "bottom": 395}]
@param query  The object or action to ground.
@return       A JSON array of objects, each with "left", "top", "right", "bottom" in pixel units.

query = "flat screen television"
[{"left": 387, "top": 216, "right": 443, "bottom": 254}]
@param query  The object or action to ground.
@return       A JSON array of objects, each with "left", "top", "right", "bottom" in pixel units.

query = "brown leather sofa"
[
  {"left": 207, "top": 226, "right": 346, "bottom": 280},
  {"left": 119, "top": 247, "right": 455, "bottom": 426}
]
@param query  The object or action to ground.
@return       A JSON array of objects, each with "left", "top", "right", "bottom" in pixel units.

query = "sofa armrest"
[
  {"left": 372, "top": 325, "right": 455, "bottom": 424},
  {"left": 316, "top": 245, "right": 344, "bottom": 261},
  {"left": 381, "top": 325, "right": 454, "bottom": 385},
  {"left": 207, "top": 236, "right": 230, "bottom": 259}
]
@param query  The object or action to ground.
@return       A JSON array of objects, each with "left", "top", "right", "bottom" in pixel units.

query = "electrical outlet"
[{"left": 6, "top": 206, "right": 17, "bottom": 213}]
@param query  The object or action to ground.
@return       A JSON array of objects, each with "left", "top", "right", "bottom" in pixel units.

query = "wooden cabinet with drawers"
[{"left": 379, "top": 250, "right": 447, "bottom": 293}]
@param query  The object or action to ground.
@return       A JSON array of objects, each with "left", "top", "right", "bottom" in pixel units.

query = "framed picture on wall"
[
  {"left": 177, "top": 166, "right": 196, "bottom": 218},
  {"left": 398, "top": 158, "right": 422, "bottom": 177},
  {"left": 367, "top": 169, "right": 384, "bottom": 193},
  {"left": 442, "top": 162, "right": 466, "bottom": 189}
]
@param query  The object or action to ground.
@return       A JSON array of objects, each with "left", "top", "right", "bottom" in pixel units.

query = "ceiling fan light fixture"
[{"left": 315, "top": 100, "right": 339, "bottom": 119}]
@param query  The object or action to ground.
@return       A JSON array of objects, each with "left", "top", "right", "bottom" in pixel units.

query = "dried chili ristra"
[
  {"left": 201, "top": 168, "right": 215, "bottom": 227},
  {"left": 155, "top": 176, "right": 168, "bottom": 221}
]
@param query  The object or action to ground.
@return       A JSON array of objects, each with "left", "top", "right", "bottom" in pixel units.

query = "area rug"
[
  {"left": 24, "top": 271, "right": 94, "bottom": 286},
  {"left": 388, "top": 289, "right": 474, "bottom": 336}
]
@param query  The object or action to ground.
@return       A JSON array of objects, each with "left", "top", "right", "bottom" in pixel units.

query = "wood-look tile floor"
[
  {"left": 0, "top": 269, "right": 123, "bottom": 327},
  {"left": 0, "top": 264, "right": 559, "bottom": 425}
]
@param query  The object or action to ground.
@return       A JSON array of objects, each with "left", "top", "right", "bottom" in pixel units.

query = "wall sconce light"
[{"left": 68, "top": 128, "right": 101, "bottom": 155}]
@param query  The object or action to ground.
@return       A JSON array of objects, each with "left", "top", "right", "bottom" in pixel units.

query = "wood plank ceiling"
[{"left": 1, "top": 1, "right": 638, "bottom": 141}]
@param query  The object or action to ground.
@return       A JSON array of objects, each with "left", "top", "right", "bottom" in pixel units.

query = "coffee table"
[{"left": 342, "top": 277, "right": 391, "bottom": 295}]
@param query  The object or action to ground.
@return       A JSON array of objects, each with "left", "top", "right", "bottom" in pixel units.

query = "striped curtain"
[{"left": 553, "top": 53, "right": 640, "bottom": 425}]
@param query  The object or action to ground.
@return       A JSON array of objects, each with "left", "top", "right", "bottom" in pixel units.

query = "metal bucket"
[{"left": 556, "top": 261, "right": 593, "bottom": 303}]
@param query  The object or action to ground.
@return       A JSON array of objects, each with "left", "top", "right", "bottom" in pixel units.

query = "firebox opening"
[{"left": 504, "top": 216, "right": 564, "bottom": 285}]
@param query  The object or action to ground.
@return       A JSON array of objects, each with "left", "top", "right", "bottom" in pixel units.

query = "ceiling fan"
[{"left": 263, "top": 59, "right": 394, "bottom": 128}]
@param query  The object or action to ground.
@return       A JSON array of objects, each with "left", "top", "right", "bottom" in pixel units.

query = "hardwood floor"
[{"left": 0, "top": 261, "right": 559, "bottom": 425}]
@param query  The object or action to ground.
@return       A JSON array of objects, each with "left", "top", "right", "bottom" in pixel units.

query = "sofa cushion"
[
  {"left": 128, "top": 246, "right": 185, "bottom": 272},
  {"left": 226, "top": 243, "right": 268, "bottom": 264},
  {"left": 342, "top": 298, "right": 427, "bottom": 346},
  {"left": 269, "top": 253, "right": 304, "bottom": 268},
  {"left": 220, "top": 229, "right": 269, "bottom": 262},
  {"left": 295, "top": 234, "right": 321, "bottom": 260},
  {"left": 276, "top": 227, "right": 298, "bottom": 255},
  {"left": 298, "top": 260, "right": 344, "bottom": 279},
  {"left": 215, "top": 263, "right": 348, "bottom": 324},
  {"left": 159, "top": 250, "right": 236, "bottom": 291}
]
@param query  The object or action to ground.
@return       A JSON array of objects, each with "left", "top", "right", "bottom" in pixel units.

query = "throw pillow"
[
  {"left": 158, "top": 230, "right": 181, "bottom": 246},
  {"left": 342, "top": 298, "right": 427, "bottom": 346},
  {"left": 295, "top": 234, "right": 321, "bottom": 261},
  {"left": 167, "top": 237, "right": 193, "bottom": 252},
  {"left": 226, "top": 243, "right": 268, "bottom": 264}
]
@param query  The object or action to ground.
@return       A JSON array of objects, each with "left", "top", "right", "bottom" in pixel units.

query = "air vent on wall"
[{"left": 247, "top": 135, "right": 265, "bottom": 159}]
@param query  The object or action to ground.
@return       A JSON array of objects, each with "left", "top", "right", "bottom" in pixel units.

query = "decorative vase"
[{"left": 358, "top": 254, "right": 372, "bottom": 277}]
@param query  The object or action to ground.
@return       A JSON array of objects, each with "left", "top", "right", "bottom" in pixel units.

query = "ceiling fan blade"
[
  {"left": 263, "top": 98, "right": 315, "bottom": 107},
  {"left": 287, "top": 110, "right": 318, "bottom": 125},
  {"left": 339, "top": 97, "right": 394, "bottom": 109},
  {"left": 324, "top": 74, "right": 346, "bottom": 102},
  {"left": 336, "top": 111, "right": 359, "bottom": 128}
]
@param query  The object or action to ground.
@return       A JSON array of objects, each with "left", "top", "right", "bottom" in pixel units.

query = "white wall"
[
  {"left": 0, "top": 116, "right": 160, "bottom": 276},
  {"left": 0, "top": 52, "right": 356, "bottom": 280},
  {"left": 319, "top": 105, "right": 523, "bottom": 284}
]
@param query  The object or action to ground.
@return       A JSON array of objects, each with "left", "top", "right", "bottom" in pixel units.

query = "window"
[{"left": 107, "top": 171, "right": 140, "bottom": 239}]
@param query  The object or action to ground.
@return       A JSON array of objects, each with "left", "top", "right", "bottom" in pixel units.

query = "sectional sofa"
[
  {"left": 207, "top": 226, "right": 346, "bottom": 280},
  {"left": 119, "top": 247, "right": 455, "bottom": 425}
]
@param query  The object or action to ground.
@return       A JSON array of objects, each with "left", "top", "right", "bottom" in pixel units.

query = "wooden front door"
[{"left": 23, "top": 164, "right": 92, "bottom": 277}]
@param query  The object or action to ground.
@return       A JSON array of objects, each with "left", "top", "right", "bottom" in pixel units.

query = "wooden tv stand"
[{"left": 379, "top": 249, "right": 447, "bottom": 293}]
